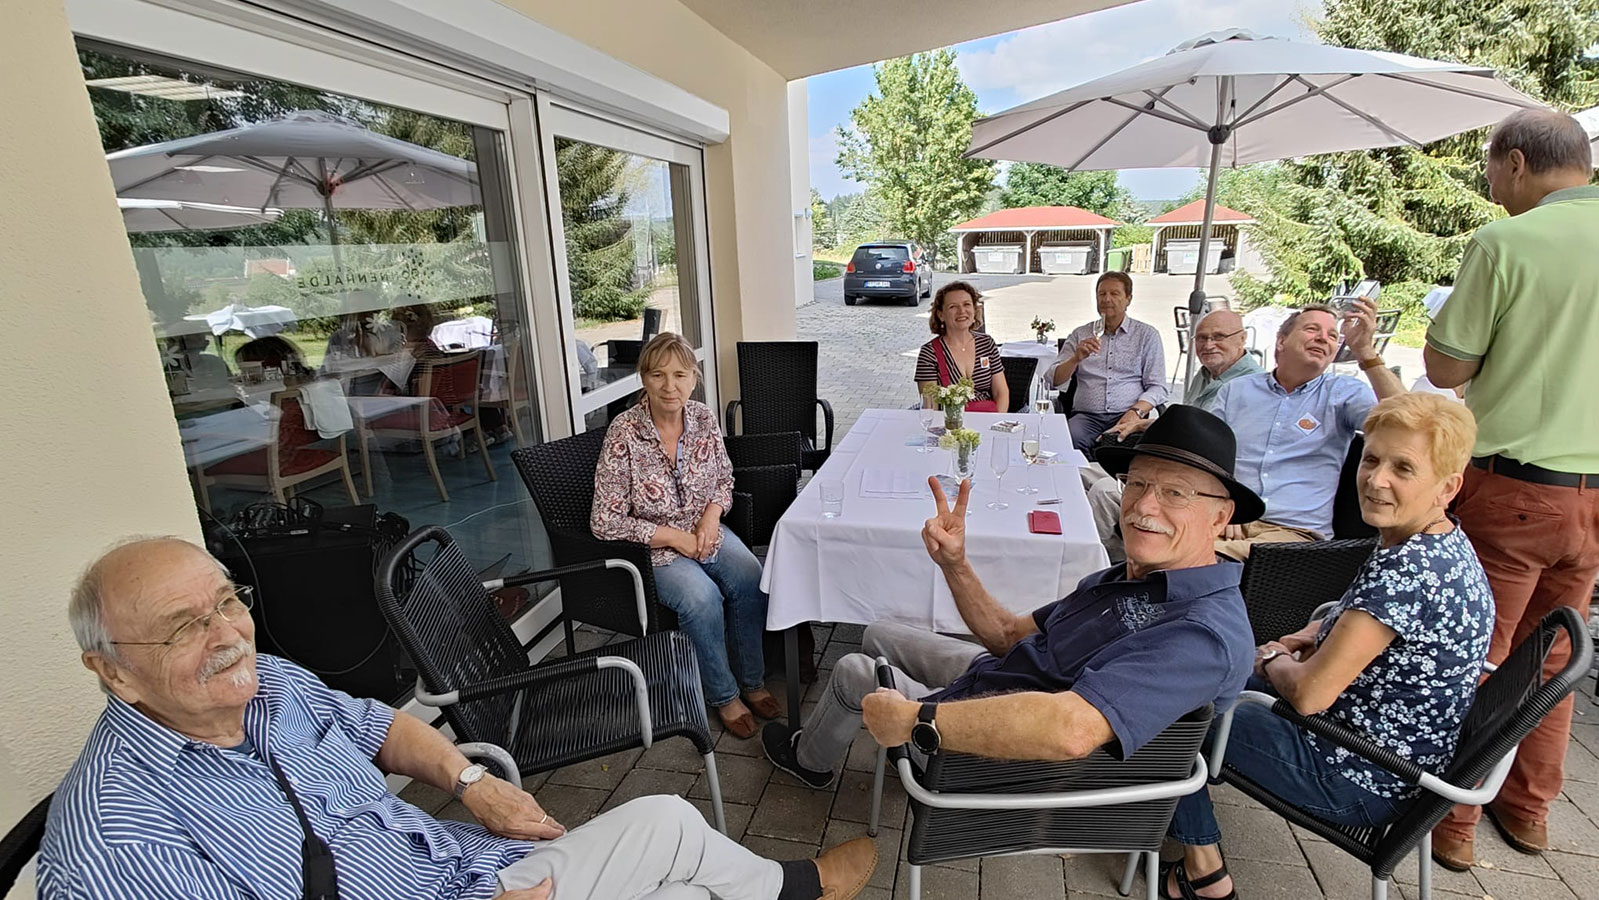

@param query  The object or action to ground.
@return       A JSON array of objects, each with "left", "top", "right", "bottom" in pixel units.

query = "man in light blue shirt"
[
  {"left": 1050, "top": 272, "right": 1169, "bottom": 453},
  {"left": 1211, "top": 302, "right": 1404, "bottom": 559},
  {"left": 40, "top": 538, "right": 877, "bottom": 900}
]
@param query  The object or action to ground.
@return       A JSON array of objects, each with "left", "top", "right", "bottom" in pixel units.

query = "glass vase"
[
  {"left": 954, "top": 447, "right": 975, "bottom": 481},
  {"left": 943, "top": 405, "right": 963, "bottom": 433}
]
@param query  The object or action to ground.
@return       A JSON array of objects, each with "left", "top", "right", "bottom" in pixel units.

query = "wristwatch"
[
  {"left": 910, "top": 702, "right": 942, "bottom": 755},
  {"left": 452, "top": 763, "right": 488, "bottom": 800}
]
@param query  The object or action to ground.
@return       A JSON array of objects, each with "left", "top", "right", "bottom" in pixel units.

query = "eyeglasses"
[
  {"left": 1117, "top": 474, "right": 1229, "bottom": 510},
  {"left": 1193, "top": 328, "right": 1245, "bottom": 345},
  {"left": 111, "top": 586, "right": 255, "bottom": 650}
]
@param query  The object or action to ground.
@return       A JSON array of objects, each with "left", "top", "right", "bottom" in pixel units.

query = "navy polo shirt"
[{"left": 932, "top": 562, "right": 1254, "bottom": 758}]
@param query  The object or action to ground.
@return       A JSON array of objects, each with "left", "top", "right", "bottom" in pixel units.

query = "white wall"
[
  {"left": 0, "top": 0, "right": 205, "bottom": 861},
  {"left": 789, "top": 80, "right": 813, "bottom": 309}
]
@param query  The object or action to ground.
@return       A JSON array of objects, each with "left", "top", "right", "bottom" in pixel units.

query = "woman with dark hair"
[
  {"left": 913, "top": 281, "right": 1008, "bottom": 412},
  {"left": 234, "top": 335, "right": 311, "bottom": 380}
]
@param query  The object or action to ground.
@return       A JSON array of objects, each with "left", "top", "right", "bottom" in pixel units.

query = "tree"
[
  {"left": 809, "top": 188, "right": 835, "bottom": 249},
  {"left": 1228, "top": 0, "right": 1599, "bottom": 318},
  {"left": 1000, "top": 164, "right": 1136, "bottom": 219},
  {"left": 835, "top": 49, "right": 995, "bottom": 266},
  {"left": 555, "top": 138, "right": 648, "bottom": 321}
]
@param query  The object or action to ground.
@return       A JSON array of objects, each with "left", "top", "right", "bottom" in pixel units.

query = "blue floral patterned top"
[{"left": 1306, "top": 522, "right": 1493, "bottom": 799}]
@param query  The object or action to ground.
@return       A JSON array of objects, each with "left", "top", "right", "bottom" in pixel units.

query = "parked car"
[{"left": 843, "top": 241, "right": 932, "bottom": 306}]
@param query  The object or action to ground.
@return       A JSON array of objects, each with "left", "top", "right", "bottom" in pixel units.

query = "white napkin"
[
  {"left": 298, "top": 379, "right": 354, "bottom": 439},
  {"left": 859, "top": 466, "right": 925, "bottom": 498}
]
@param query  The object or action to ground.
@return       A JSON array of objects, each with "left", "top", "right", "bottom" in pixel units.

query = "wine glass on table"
[
  {"left": 1018, "top": 424, "right": 1041, "bottom": 495},
  {"left": 987, "top": 435, "right": 1010, "bottom": 510},
  {"left": 1033, "top": 376, "right": 1053, "bottom": 439},
  {"left": 918, "top": 394, "right": 938, "bottom": 453}
]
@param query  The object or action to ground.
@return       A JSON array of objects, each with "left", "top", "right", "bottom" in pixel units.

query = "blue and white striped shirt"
[
  {"left": 38, "top": 655, "right": 530, "bottom": 899},
  {"left": 1052, "top": 317, "right": 1169, "bottom": 414}
]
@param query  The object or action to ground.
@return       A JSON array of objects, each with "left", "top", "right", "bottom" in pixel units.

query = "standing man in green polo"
[{"left": 1426, "top": 108, "right": 1599, "bottom": 870}]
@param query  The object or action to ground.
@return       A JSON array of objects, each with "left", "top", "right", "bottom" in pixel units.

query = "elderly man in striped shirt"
[{"left": 38, "top": 537, "right": 876, "bottom": 900}]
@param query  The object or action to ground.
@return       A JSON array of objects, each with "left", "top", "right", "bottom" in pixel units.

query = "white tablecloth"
[
  {"left": 1000, "top": 340, "right": 1060, "bottom": 362},
  {"left": 761, "top": 409, "right": 1108, "bottom": 633}
]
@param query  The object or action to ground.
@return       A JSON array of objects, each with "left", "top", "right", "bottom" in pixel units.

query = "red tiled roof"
[
  {"left": 950, "top": 206, "right": 1119, "bottom": 231},
  {"left": 1146, "top": 200, "right": 1255, "bottom": 226}
]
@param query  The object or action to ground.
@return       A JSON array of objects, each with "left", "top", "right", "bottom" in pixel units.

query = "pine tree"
[{"left": 555, "top": 138, "right": 648, "bottom": 321}]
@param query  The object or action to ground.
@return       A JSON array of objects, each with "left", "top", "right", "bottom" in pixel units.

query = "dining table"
[{"left": 760, "top": 407, "right": 1110, "bottom": 724}]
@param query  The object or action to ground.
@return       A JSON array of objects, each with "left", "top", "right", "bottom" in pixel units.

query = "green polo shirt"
[{"left": 1427, "top": 185, "right": 1599, "bottom": 473}]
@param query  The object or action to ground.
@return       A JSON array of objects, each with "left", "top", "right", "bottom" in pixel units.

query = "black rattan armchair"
[
  {"left": 1, "top": 793, "right": 49, "bottom": 895},
  {"left": 1000, "top": 356, "right": 1038, "bottom": 414},
  {"left": 375, "top": 526, "right": 727, "bottom": 833},
  {"left": 869, "top": 661, "right": 1211, "bottom": 900},
  {"left": 1239, "top": 538, "right": 1376, "bottom": 646},
  {"left": 1209, "top": 606, "right": 1592, "bottom": 900},
  {"left": 1333, "top": 434, "right": 1378, "bottom": 539},
  {"left": 723, "top": 432, "right": 802, "bottom": 549},
  {"left": 724, "top": 342, "right": 834, "bottom": 471}
]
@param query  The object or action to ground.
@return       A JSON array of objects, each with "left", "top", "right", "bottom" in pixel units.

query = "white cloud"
[{"left": 957, "top": 0, "right": 1322, "bottom": 104}]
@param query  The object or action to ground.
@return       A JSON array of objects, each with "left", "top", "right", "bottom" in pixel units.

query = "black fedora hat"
[{"left": 1095, "top": 405, "right": 1264, "bottom": 524}]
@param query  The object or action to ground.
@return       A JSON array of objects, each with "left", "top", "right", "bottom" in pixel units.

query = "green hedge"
[{"left": 813, "top": 260, "right": 843, "bottom": 281}]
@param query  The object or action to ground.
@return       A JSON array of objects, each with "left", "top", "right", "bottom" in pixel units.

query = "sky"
[{"left": 807, "top": 0, "right": 1324, "bottom": 203}]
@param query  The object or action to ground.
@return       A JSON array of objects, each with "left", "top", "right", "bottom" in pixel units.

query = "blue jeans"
[
  {"left": 1068, "top": 410, "right": 1124, "bottom": 455},
  {"left": 653, "top": 529, "right": 769, "bottom": 707},
  {"left": 1170, "top": 680, "right": 1404, "bottom": 846}
]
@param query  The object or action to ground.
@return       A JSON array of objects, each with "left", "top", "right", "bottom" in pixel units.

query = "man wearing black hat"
[{"left": 763, "top": 406, "right": 1259, "bottom": 785}]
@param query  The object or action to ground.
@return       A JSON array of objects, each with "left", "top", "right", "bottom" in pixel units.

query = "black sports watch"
[{"left": 910, "top": 702, "right": 941, "bottom": 755}]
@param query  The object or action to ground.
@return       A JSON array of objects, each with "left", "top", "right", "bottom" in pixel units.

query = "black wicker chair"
[
  {"left": 1, "top": 793, "right": 49, "bottom": 895},
  {"left": 1000, "top": 356, "right": 1038, "bottom": 414},
  {"left": 1239, "top": 538, "right": 1377, "bottom": 646},
  {"left": 1209, "top": 606, "right": 1592, "bottom": 900},
  {"left": 375, "top": 526, "right": 727, "bottom": 833},
  {"left": 870, "top": 661, "right": 1210, "bottom": 900},
  {"left": 723, "top": 433, "right": 801, "bottom": 549},
  {"left": 1333, "top": 434, "right": 1378, "bottom": 540},
  {"left": 723, "top": 342, "right": 834, "bottom": 471}
]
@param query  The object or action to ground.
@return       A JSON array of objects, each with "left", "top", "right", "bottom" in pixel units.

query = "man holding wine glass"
[{"left": 1048, "top": 271, "right": 1168, "bottom": 455}]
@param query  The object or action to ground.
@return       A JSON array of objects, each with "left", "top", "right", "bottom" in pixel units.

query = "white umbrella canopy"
[
  {"left": 967, "top": 28, "right": 1545, "bottom": 387},
  {"left": 118, "top": 198, "right": 283, "bottom": 233},
  {"left": 1576, "top": 106, "right": 1599, "bottom": 163},
  {"left": 105, "top": 110, "right": 479, "bottom": 219}
]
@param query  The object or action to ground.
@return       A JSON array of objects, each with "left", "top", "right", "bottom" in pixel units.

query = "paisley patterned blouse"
[
  {"left": 591, "top": 399, "right": 735, "bottom": 567},
  {"left": 1307, "top": 522, "right": 1493, "bottom": 799}
]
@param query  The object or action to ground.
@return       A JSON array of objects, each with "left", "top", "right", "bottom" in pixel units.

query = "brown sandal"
[
  {"left": 718, "top": 706, "right": 758, "bottom": 739},
  {"left": 744, "top": 691, "right": 783, "bottom": 720}
]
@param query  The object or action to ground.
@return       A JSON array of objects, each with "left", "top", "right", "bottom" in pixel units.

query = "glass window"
[
  {"left": 552, "top": 138, "right": 703, "bottom": 424},
  {"left": 80, "top": 43, "right": 551, "bottom": 641}
]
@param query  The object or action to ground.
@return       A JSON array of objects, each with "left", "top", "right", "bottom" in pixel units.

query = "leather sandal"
[
  {"left": 744, "top": 691, "right": 783, "bottom": 720},
  {"left": 717, "top": 706, "right": 758, "bottom": 739},
  {"left": 1159, "top": 860, "right": 1236, "bottom": 900}
]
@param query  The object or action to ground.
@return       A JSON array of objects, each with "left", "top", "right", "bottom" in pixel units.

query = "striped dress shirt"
[
  {"left": 38, "top": 655, "right": 530, "bottom": 899},
  {"left": 1052, "top": 317, "right": 1169, "bottom": 414}
]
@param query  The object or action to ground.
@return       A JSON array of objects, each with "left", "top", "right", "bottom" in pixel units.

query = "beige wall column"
[
  {"left": 788, "top": 80, "right": 812, "bottom": 309},
  {"left": 506, "top": 0, "right": 797, "bottom": 404},
  {"left": 0, "top": 0, "right": 203, "bottom": 837}
]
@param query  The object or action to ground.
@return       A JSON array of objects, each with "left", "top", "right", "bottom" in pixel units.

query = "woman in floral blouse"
[
  {"left": 591, "top": 333, "right": 777, "bottom": 738},
  {"left": 1164, "top": 393, "right": 1493, "bottom": 900}
]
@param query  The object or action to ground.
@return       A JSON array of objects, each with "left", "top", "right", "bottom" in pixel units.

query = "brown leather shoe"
[
  {"left": 814, "top": 836, "right": 878, "bottom": 900},
  {"left": 718, "top": 706, "right": 758, "bottom": 739},
  {"left": 1430, "top": 829, "right": 1474, "bottom": 871},
  {"left": 1486, "top": 801, "right": 1549, "bottom": 853},
  {"left": 744, "top": 691, "right": 784, "bottom": 720}
]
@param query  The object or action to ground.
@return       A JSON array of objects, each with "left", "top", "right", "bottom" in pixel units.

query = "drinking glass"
[
  {"left": 987, "top": 436, "right": 1010, "bottom": 510},
  {"left": 1033, "top": 375, "right": 1053, "bottom": 439},
  {"left": 820, "top": 477, "right": 844, "bottom": 518},
  {"left": 1017, "top": 424, "right": 1041, "bottom": 495},
  {"left": 918, "top": 395, "right": 939, "bottom": 453}
]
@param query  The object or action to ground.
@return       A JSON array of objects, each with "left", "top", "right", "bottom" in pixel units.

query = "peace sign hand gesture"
[{"left": 922, "top": 477, "right": 970, "bottom": 569}]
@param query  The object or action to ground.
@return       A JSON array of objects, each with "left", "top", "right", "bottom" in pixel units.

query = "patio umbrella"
[
  {"left": 1576, "top": 105, "right": 1599, "bottom": 162},
  {"left": 965, "top": 28, "right": 1544, "bottom": 388},
  {"left": 105, "top": 110, "right": 479, "bottom": 253},
  {"left": 118, "top": 198, "right": 283, "bottom": 233}
]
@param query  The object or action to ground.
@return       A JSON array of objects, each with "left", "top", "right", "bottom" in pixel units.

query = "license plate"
[{"left": 865, "top": 280, "right": 890, "bottom": 288}]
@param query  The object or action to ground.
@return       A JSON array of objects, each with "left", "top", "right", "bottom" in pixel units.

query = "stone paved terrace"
[
  {"left": 400, "top": 622, "right": 1599, "bottom": 899},
  {"left": 405, "top": 274, "right": 1591, "bottom": 898}
]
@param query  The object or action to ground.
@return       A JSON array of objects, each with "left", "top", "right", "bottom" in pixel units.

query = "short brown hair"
[
  {"left": 1277, "top": 303, "right": 1338, "bottom": 340},
  {"left": 1362, "top": 393, "right": 1477, "bottom": 476},
  {"left": 636, "top": 331, "right": 699, "bottom": 378},
  {"left": 929, "top": 281, "right": 984, "bottom": 335},
  {"left": 1096, "top": 270, "right": 1133, "bottom": 297},
  {"left": 1488, "top": 109, "right": 1593, "bottom": 174}
]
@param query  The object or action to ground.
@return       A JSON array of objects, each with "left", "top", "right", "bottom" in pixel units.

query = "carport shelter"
[{"left": 950, "top": 206, "right": 1119, "bottom": 275}]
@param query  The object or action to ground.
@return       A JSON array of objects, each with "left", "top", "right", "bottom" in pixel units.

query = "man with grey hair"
[
  {"left": 1426, "top": 108, "right": 1599, "bottom": 870},
  {"left": 39, "top": 537, "right": 877, "bottom": 900}
]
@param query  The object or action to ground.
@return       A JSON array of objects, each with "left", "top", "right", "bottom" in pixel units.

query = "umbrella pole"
[
  {"left": 323, "top": 190, "right": 343, "bottom": 269},
  {"left": 1182, "top": 77, "right": 1233, "bottom": 396}
]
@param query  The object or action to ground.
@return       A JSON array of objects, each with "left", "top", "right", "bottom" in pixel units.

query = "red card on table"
[{"left": 1028, "top": 510, "right": 1062, "bottom": 534}]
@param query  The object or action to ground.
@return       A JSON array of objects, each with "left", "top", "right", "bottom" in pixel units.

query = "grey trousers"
[
  {"left": 1086, "top": 474, "right": 1127, "bottom": 563},
  {"left": 794, "top": 621, "right": 988, "bottom": 772},
  {"left": 495, "top": 795, "right": 783, "bottom": 900}
]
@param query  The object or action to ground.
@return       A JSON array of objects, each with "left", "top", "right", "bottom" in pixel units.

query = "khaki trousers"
[{"left": 1213, "top": 520, "right": 1317, "bottom": 561}]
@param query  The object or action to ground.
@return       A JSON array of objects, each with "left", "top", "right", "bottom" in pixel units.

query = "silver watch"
[{"left": 453, "top": 763, "right": 488, "bottom": 800}]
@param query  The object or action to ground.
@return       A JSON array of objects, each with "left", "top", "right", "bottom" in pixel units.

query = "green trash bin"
[{"left": 1105, "top": 247, "right": 1131, "bottom": 272}]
